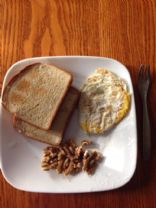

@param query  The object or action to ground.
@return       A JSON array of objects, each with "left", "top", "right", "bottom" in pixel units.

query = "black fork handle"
[{"left": 142, "top": 98, "right": 151, "bottom": 160}]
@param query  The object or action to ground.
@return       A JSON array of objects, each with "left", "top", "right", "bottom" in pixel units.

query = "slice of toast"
[
  {"left": 2, "top": 63, "right": 72, "bottom": 130},
  {"left": 13, "top": 87, "right": 79, "bottom": 145}
]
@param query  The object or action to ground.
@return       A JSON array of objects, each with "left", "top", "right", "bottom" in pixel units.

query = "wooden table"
[{"left": 1, "top": 0, "right": 156, "bottom": 207}]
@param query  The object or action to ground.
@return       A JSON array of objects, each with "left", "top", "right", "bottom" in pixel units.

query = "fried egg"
[{"left": 79, "top": 68, "right": 131, "bottom": 134}]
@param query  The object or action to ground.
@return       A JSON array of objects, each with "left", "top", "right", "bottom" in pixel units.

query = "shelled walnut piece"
[{"left": 41, "top": 140, "right": 102, "bottom": 175}]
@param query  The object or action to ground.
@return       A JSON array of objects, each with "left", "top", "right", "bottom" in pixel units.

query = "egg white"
[{"left": 79, "top": 68, "right": 131, "bottom": 134}]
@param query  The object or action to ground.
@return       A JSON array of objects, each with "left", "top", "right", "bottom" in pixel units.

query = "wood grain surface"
[{"left": 1, "top": 0, "right": 156, "bottom": 207}]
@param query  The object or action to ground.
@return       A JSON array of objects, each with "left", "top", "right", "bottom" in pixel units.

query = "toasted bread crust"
[
  {"left": 2, "top": 63, "right": 73, "bottom": 130},
  {"left": 13, "top": 114, "right": 61, "bottom": 146},
  {"left": 2, "top": 63, "right": 41, "bottom": 108}
]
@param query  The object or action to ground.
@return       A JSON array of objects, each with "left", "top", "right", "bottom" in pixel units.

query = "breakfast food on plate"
[
  {"left": 13, "top": 87, "right": 79, "bottom": 145},
  {"left": 79, "top": 68, "right": 131, "bottom": 134},
  {"left": 2, "top": 63, "right": 72, "bottom": 130},
  {"left": 41, "top": 139, "right": 102, "bottom": 175}
]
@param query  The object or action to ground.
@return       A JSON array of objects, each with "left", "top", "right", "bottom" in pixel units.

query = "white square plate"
[{"left": 0, "top": 56, "right": 137, "bottom": 193}]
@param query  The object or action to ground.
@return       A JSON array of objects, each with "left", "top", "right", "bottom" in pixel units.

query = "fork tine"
[
  {"left": 138, "top": 64, "right": 144, "bottom": 79},
  {"left": 145, "top": 64, "right": 150, "bottom": 80}
]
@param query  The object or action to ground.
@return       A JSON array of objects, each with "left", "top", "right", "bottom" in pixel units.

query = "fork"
[{"left": 138, "top": 64, "right": 151, "bottom": 161}]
